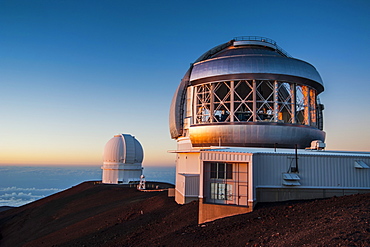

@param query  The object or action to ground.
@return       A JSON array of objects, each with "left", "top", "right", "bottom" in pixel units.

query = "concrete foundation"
[
  {"left": 168, "top": 188, "right": 175, "bottom": 197},
  {"left": 198, "top": 198, "right": 253, "bottom": 224},
  {"left": 175, "top": 189, "right": 198, "bottom": 204}
]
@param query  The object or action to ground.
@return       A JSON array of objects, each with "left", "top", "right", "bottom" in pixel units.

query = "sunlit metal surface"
[
  {"left": 169, "top": 67, "right": 192, "bottom": 139},
  {"left": 189, "top": 123, "right": 325, "bottom": 149},
  {"left": 190, "top": 55, "right": 323, "bottom": 92}
]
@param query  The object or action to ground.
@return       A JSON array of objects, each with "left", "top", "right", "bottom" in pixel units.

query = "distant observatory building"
[
  {"left": 102, "top": 134, "right": 143, "bottom": 184},
  {"left": 169, "top": 36, "right": 370, "bottom": 223}
]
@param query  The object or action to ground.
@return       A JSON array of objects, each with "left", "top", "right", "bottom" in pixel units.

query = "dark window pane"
[
  {"left": 218, "top": 163, "right": 225, "bottom": 179},
  {"left": 226, "top": 163, "right": 233, "bottom": 179},
  {"left": 210, "top": 163, "right": 217, "bottom": 179}
]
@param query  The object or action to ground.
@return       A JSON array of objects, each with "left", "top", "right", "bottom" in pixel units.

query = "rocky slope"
[{"left": 0, "top": 182, "right": 369, "bottom": 246}]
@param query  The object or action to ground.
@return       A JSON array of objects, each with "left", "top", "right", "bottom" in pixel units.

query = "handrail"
[
  {"left": 234, "top": 36, "right": 276, "bottom": 45},
  {"left": 233, "top": 36, "right": 291, "bottom": 57}
]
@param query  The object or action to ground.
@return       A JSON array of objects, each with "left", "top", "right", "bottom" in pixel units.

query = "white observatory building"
[
  {"left": 102, "top": 134, "right": 143, "bottom": 184},
  {"left": 169, "top": 36, "right": 370, "bottom": 223}
]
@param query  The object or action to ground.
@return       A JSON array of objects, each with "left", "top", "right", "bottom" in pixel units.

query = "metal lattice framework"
[{"left": 194, "top": 80, "right": 318, "bottom": 127}]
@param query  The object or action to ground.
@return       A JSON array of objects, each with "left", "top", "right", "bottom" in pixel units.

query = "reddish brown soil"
[{"left": 1, "top": 181, "right": 369, "bottom": 247}]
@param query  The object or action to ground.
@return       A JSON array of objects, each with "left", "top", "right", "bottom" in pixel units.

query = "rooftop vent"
[
  {"left": 282, "top": 173, "right": 301, "bottom": 186},
  {"left": 307, "top": 140, "right": 326, "bottom": 150},
  {"left": 354, "top": 161, "right": 370, "bottom": 169}
]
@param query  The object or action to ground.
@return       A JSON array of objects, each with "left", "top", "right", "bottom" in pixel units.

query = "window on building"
[
  {"left": 210, "top": 183, "right": 233, "bottom": 200},
  {"left": 205, "top": 162, "right": 249, "bottom": 205},
  {"left": 210, "top": 163, "right": 232, "bottom": 179}
]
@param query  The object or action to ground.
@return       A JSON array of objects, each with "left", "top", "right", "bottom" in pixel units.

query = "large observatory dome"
[
  {"left": 103, "top": 134, "right": 143, "bottom": 164},
  {"left": 170, "top": 36, "right": 325, "bottom": 149}
]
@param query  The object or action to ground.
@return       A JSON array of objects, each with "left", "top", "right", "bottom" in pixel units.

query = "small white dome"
[{"left": 103, "top": 134, "right": 144, "bottom": 164}]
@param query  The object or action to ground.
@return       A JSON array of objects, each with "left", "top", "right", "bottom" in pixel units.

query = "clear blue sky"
[{"left": 1, "top": 0, "right": 369, "bottom": 166}]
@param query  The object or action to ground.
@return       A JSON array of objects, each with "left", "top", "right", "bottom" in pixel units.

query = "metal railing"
[
  {"left": 233, "top": 36, "right": 291, "bottom": 57},
  {"left": 234, "top": 36, "right": 276, "bottom": 44}
]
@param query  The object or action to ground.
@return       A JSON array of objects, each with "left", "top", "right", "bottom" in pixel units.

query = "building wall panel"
[
  {"left": 176, "top": 153, "right": 201, "bottom": 174},
  {"left": 185, "top": 175, "right": 200, "bottom": 197},
  {"left": 254, "top": 153, "right": 370, "bottom": 189},
  {"left": 175, "top": 173, "right": 185, "bottom": 195}
]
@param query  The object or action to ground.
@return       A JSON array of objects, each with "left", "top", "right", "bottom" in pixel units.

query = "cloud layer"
[
  {"left": 0, "top": 165, "right": 175, "bottom": 207},
  {"left": 0, "top": 187, "right": 62, "bottom": 207}
]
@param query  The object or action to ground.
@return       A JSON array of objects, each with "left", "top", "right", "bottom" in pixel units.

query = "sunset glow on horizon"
[{"left": 1, "top": 0, "right": 369, "bottom": 167}]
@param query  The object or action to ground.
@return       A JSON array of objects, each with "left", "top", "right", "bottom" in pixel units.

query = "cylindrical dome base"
[
  {"left": 101, "top": 163, "right": 142, "bottom": 184},
  {"left": 189, "top": 123, "right": 325, "bottom": 149}
]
